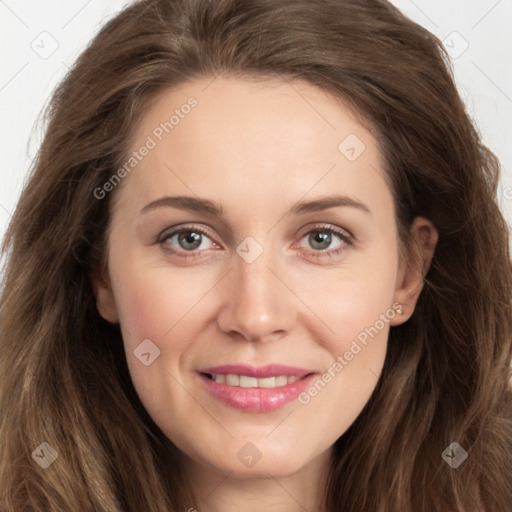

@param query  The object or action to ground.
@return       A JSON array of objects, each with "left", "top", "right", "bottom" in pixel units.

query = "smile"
[{"left": 197, "top": 364, "right": 316, "bottom": 412}]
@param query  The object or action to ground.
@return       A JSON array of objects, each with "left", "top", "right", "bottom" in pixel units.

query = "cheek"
[
  {"left": 109, "top": 257, "right": 211, "bottom": 349},
  {"left": 321, "top": 287, "right": 393, "bottom": 393},
  {"left": 300, "top": 247, "right": 398, "bottom": 413},
  {"left": 308, "top": 250, "right": 398, "bottom": 355},
  {"left": 330, "top": 279, "right": 396, "bottom": 354},
  {"left": 107, "top": 254, "right": 220, "bottom": 405},
  {"left": 296, "top": 281, "right": 395, "bottom": 442},
  {"left": 107, "top": 264, "right": 207, "bottom": 435}
]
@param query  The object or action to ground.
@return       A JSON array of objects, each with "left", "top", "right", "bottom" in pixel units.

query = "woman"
[{"left": 1, "top": 0, "right": 511, "bottom": 510}]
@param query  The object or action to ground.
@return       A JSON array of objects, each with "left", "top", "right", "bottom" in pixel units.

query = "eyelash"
[{"left": 157, "top": 223, "right": 354, "bottom": 260}]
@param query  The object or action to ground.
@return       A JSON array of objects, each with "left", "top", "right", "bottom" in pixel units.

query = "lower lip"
[{"left": 198, "top": 373, "right": 316, "bottom": 412}]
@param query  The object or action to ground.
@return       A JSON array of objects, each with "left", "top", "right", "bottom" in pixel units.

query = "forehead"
[
  {"left": 111, "top": 76, "right": 392, "bottom": 222},
  {"left": 134, "top": 75, "right": 373, "bottom": 156}
]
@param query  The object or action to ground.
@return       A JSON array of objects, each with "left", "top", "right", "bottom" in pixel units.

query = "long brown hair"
[{"left": 1, "top": 0, "right": 511, "bottom": 510}]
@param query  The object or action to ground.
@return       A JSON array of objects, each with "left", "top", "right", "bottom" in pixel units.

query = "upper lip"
[{"left": 198, "top": 364, "right": 314, "bottom": 379}]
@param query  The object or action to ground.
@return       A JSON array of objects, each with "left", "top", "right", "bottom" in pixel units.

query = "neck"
[{"left": 184, "top": 448, "right": 332, "bottom": 512}]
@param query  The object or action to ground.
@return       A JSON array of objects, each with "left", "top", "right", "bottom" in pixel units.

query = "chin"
[{"left": 195, "top": 438, "right": 323, "bottom": 479}]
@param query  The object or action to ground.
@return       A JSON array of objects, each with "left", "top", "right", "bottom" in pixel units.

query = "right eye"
[{"left": 158, "top": 224, "right": 221, "bottom": 259}]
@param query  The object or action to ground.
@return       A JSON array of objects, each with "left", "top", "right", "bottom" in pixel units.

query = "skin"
[{"left": 94, "top": 76, "right": 438, "bottom": 511}]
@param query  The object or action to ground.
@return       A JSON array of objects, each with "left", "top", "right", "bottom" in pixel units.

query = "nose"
[{"left": 216, "top": 245, "right": 297, "bottom": 342}]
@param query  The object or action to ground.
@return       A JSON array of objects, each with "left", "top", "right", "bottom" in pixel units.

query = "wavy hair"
[{"left": 1, "top": 0, "right": 511, "bottom": 510}]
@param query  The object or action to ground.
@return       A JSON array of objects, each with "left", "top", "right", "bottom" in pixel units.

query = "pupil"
[
  {"left": 310, "top": 231, "right": 331, "bottom": 250},
  {"left": 179, "top": 231, "right": 202, "bottom": 250}
]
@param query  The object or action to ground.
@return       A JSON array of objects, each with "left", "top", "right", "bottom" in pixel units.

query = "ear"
[
  {"left": 390, "top": 216, "right": 438, "bottom": 326},
  {"left": 91, "top": 266, "right": 120, "bottom": 324}
]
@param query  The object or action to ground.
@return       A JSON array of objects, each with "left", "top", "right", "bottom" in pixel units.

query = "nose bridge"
[
  {"left": 217, "top": 235, "right": 296, "bottom": 340},
  {"left": 237, "top": 246, "right": 275, "bottom": 302}
]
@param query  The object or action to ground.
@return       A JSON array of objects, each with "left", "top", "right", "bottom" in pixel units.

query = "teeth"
[
  {"left": 276, "top": 375, "right": 288, "bottom": 386},
  {"left": 225, "top": 374, "right": 240, "bottom": 386},
  {"left": 211, "top": 373, "right": 302, "bottom": 388},
  {"left": 258, "top": 376, "right": 276, "bottom": 388},
  {"left": 239, "top": 375, "right": 258, "bottom": 388}
]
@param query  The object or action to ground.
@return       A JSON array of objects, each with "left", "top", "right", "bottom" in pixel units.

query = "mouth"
[{"left": 197, "top": 364, "right": 316, "bottom": 412}]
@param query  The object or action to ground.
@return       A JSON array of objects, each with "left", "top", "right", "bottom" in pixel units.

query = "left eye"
[{"left": 298, "top": 228, "right": 347, "bottom": 252}]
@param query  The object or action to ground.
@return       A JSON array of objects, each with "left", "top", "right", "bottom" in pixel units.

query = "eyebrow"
[{"left": 140, "top": 194, "right": 371, "bottom": 216}]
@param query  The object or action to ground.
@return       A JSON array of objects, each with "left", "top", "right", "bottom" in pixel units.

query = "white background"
[{"left": 1, "top": 0, "right": 511, "bottom": 245}]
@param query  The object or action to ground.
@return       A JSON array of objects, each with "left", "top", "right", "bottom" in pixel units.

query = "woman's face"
[{"left": 95, "top": 76, "right": 432, "bottom": 479}]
